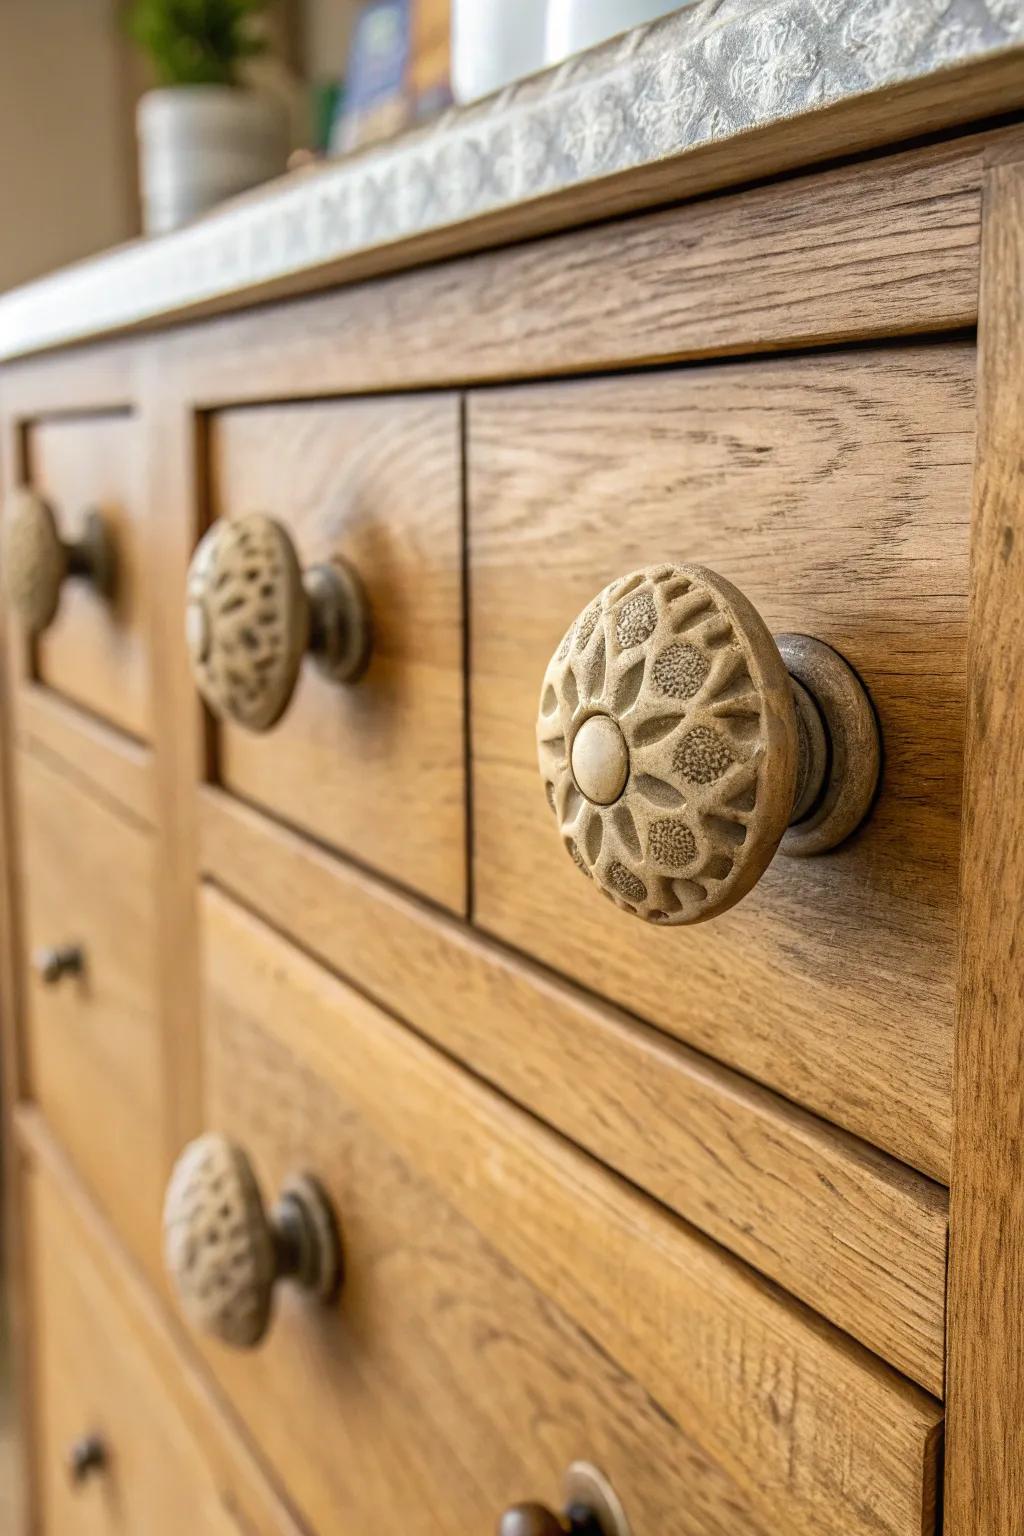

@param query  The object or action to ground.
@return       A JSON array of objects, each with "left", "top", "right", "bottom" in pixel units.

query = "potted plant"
[{"left": 129, "top": 0, "right": 290, "bottom": 235}]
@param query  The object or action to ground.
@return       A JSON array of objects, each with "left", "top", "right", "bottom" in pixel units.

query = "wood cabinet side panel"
[{"left": 946, "top": 160, "right": 1024, "bottom": 1535}]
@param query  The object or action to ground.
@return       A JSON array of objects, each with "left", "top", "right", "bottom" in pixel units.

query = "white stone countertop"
[{"left": 2, "top": 0, "right": 1022, "bottom": 361}]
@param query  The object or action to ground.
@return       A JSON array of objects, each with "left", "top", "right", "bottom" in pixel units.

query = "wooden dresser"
[{"left": 2, "top": 6, "right": 1024, "bottom": 1533}]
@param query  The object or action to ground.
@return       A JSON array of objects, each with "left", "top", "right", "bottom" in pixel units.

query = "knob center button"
[{"left": 571, "top": 714, "right": 629, "bottom": 805}]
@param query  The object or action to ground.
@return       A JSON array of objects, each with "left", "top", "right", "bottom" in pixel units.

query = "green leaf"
[{"left": 125, "top": 0, "right": 270, "bottom": 87}]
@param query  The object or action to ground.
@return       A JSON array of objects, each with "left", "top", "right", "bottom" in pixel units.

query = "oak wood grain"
[
  {"left": 16, "top": 747, "right": 164, "bottom": 1283},
  {"left": 0, "top": 421, "right": 32, "bottom": 1532},
  {"left": 140, "top": 357, "right": 209, "bottom": 1185},
  {"left": 201, "top": 786, "right": 948, "bottom": 1395},
  {"left": 0, "top": 342, "right": 135, "bottom": 417},
  {"left": 208, "top": 396, "right": 466, "bottom": 914},
  {"left": 945, "top": 160, "right": 1024, "bottom": 1535},
  {"left": 25, "top": 413, "right": 151, "bottom": 742},
  {"left": 191, "top": 884, "right": 943, "bottom": 1536},
  {"left": 13, "top": 682, "right": 155, "bottom": 827},
  {"left": 468, "top": 344, "right": 975, "bottom": 1181},
  {"left": 158, "top": 133, "right": 983, "bottom": 406},
  {"left": 19, "top": 1108, "right": 306, "bottom": 1536}
]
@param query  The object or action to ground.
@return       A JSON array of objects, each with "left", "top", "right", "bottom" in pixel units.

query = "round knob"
[
  {"left": 163, "top": 1133, "right": 342, "bottom": 1349},
  {"left": 537, "top": 564, "right": 880, "bottom": 924},
  {"left": 2, "top": 489, "right": 115, "bottom": 633},
  {"left": 499, "top": 1507, "right": 568, "bottom": 1536},
  {"left": 34, "top": 943, "right": 84, "bottom": 986},
  {"left": 67, "top": 1433, "right": 107, "bottom": 1486},
  {"left": 185, "top": 513, "right": 372, "bottom": 732},
  {"left": 499, "top": 1465, "right": 630, "bottom": 1536}
]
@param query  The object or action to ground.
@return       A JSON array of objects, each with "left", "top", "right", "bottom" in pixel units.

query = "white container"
[
  {"left": 451, "top": 0, "right": 549, "bottom": 104},
  {"left": 546, "top": 0, "right": 681, "bottom": 65},
  {"left": 137, "top": 86, "right": 290, "bottom": 236}
]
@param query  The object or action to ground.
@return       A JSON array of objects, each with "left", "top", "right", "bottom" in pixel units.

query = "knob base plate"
[
  {"left": 778, "top": 633, "right": 881, "bottom": 857},
  {"left": 305, "top": 558, "right": 373, "bottom": 686},
  {"left": 277, "top": 1173, "right": 343, "bottom": 1303},
  {"left": 69, "top": 507, "right": 117, "bottom": 599}
]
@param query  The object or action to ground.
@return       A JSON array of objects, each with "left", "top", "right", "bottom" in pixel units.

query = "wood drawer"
[
  {"left": 24, "top": 1131, "right": 300, "bottom": 1536},
  {"left": 468, "top": 344, "right": 974, "bottom": 1181},
  {"left": 180, "top": 884, "right": 942, "bottom": 1536},
  {"left": 205, "top": 396, "right": 465, "bottom": 914},
  {"left": 24, "top": 412, "right": 150, "bottom": 741},
  {"left": 18, "top": 749, "right": 163, "bottom": 1271}
]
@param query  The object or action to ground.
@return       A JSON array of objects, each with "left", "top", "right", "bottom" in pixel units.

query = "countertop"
[{"left": 1, "top": 0, "right": 1022, "bottom": 362}]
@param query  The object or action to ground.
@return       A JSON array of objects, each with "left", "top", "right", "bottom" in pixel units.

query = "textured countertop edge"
[{"left": 1, "top": 0, "right": 1023, "bottom": 363}]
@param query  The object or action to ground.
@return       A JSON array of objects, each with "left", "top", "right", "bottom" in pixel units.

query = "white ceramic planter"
[
  {"left": 546, "top": 0, "right": 681, "bottom": 64},
  {"left": 137, "top": 86, "right": 289, "bottom": 236},
  {"left": 451, "top": 0, "right": 549, "bottom": 104}
]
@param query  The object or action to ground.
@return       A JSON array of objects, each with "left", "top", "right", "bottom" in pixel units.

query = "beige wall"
[
  {"left": 302, "top": 0, "right": 361, "bottom": 78},
  {"left": 0, "top": 0, "right": 363, "bottom": 295},
  {"left": 0, "top": 0, "right": 139, "bottom": 293}
]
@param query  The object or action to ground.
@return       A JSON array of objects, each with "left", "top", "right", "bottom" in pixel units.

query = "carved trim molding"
[{"left": 1, "top": 0, "right": 1022, "bottom": 360}]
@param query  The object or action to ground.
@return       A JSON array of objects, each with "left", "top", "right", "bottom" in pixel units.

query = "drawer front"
[
  {"left": 206, "top": 397, "right": 465, "bottom": 913},
  {"left": 26, "top": 413, "right": 151, "bottom": 741},
  {"left": 183, "top": 885, "right": 941, "bottom": 1536},
  {"left": 468, "top": 345, "right": 974, "bottom": 1180},
  {"left": 19, "top": 750, "right": 163, "bottom": 1268},
  {"left": 26, "top": 1150, "right": 294, "bottom": 1536}
]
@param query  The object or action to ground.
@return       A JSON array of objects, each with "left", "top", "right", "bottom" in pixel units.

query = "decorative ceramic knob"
[
  {"left": 163, "top": 1133, "right": 342, "bottom": 1350},
  {"left": 2, "top": 489, "right": 115, "bottom": 634},
  {"left": 34, "top": 943, "right": 84, "bottom": 985},
  {"left": 498, "top": 1465, "right": 631, "bottom": 1536},
  {"left": 538, "top": 565, "right": 880, "bottom": 925},
  {"left": 67, "top": 1434, "right": 107, "bottom": 1486},
  {"left": 185, "top": 513, "right": 372, "bottom": 732}
]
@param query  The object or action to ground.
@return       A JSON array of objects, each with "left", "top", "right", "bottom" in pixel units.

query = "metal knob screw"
[
  {"left": 67, "top": 1434, "right": 107, "bottom": 1486},
  {"left": 34, "top": 943, "right": 84, "bottom": 986}
]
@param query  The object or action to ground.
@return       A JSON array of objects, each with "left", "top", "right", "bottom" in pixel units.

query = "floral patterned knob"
[
  {"left": 163, "top": 1134, "right": 342, "bottom": 1350},
  {"left": 537, "top": 565, "right": 880, "bottom": 925},
  {"left": 185, "top": 513, "right": 372, "bottom": 733},
  {"left": 2, "top": 489, "right": 115, "bottom": 634}
]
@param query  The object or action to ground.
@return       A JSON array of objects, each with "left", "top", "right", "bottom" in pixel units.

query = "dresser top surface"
[{"left": 1, "top": 0, "right": 1021, "bottom": 364}]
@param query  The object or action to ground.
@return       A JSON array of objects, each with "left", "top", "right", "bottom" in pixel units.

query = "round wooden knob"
[
  {"left": 185, "top": 513, "right": 372, "bottom": 732},
  {"left": 538, "top": 564, "right": 880, "bottom": 924},
  {"left": 67, "top": 1433, "right": 107, "bottom": 1486},
  {"left": 163, "top": 1133, "right": 342, "bottom": 1349},
  {"left": 2, "top": 489, "right": 115, "bottom": 634},
  {"left": 33, "top": 943, "right": 84, "bottom": 985},
  {"left": 498, "top": 1465, "right": 630, "bottom": 1536}
]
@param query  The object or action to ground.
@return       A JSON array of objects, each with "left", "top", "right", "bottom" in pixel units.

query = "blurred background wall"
[
  {"left": 0, "top": 0, "right": 140, "bottom": 290},
  {"left": 0, "top": 0, "right": 361, "bottom": 291}
]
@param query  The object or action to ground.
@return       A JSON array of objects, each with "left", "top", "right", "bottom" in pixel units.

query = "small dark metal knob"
[
  {"left": 499, "top": 1507, "right": 568, "bottom": 1536},
  {"left": 498, "top": 1504, "right": 606, "bottom": 1536},
  {"left": 498, "top": 1466, "right": 630, "bottom": 1536},
  {"left": 67, "top": 1434, "right": 107, "bottom": 1485},
  {"left": 34, "top": 944, "right": 84, "bottom": 985}
]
